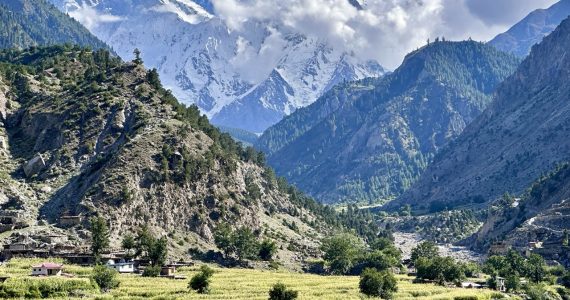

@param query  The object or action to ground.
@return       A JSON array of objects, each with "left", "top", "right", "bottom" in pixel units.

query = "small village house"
[
  {"left": 106, "top": 259, "right": 135, "bottom": 273},
  {"left": 461, "top": 281, "right": 483, "bottom": 289},
  {"left": 31, "top": 263, "right": 64, "bottom": 276},
  {"left": 496, "top": 277, "right": 506, "bottom": 292},
  {"left": 161, "top": 266, "right": 176, "bottom": 276}
]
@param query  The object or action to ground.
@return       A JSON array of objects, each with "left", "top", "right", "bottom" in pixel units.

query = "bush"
[
  {"left": 268, "top": 282, "right": 298, "bottom": 300},
  {"left": 454, "top": 296, "right": 478, "bottom": 300},
  {"left": 142, "top": 265, "right": 161, "bottom": 277},
  {"left": 0, "top": 277, "right": 97, "bottom": 298},
  {"left": 321, "top": 233, "right": 365, "bottom": 275},
  {"left": 91, "top": 265, "right": 119, "bottom": 292},
  {"left": 416, "top": 256, "right": 465, "bottom": 285},
  {"left": 259, "top": 239, "right": 277, "bottom": 261},
  {"left": 359, "top": 268, "right": 397, "bottom": 299},
  {"left": 411, "top": 241, "right": 439, "bottom": 263},
  {"left": 189, "top": 265, "right": 214, "bottom": 294},
  {"left": 561, "top": 271, "right": 570, "bottom": 289}
]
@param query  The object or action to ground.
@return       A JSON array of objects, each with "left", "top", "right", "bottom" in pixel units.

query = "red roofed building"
[{"left": 31, "top": 263, "right": 64, "bottom": 276}]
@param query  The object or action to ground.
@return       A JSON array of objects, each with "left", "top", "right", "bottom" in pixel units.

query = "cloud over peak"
[{"left": 211, "top": 0, "right": 557, "bottom": 69}]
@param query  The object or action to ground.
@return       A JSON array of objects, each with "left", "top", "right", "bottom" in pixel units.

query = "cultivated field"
[{"left": 0, "top": 258, "right": 501, "bottom": 299}]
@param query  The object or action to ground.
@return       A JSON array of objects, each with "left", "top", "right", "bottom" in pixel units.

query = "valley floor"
[{"left": 0, "top": 258, "right": 500, "bottom": 299}]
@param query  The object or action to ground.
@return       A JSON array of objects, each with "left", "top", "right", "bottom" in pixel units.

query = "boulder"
[
  {"left": 23, "top": 153, "right": 46, "bottom": 177},
  {"left": 112, "top": 109, "right": 126, "bottom": 130},
  {"left": 0, "top": 92, "right": 6, "bottom": 122},
  {"left": 0, "top": 136, "right": 6, "bottom": 151}
]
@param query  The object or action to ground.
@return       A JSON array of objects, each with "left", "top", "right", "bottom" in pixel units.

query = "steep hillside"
[
  {"left": 0, "top": 46, "right": 377, "bottom": 267},
  {"left": 395, "top": 17, "right": 570, "bottom": 212},
  {"left": 0, "top": 0, "right": 109, "bottom": 50},
  {"left": 258, "top": 41, "right": 519, "bottom": 204},
  {"left": 489, "top": 0, "right": 570, "bottom": 57},
  {"left": 256, "top": 77, "right": 378, "bottom": 155},
  {"left": 49, "top": 0, "right": 385, "bottom": 133},
  {"left": 472, "top": 164, "right": 570, "bottom": 261}
]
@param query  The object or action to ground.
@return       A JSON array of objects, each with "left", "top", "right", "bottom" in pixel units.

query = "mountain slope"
[
  {"left": 0, "top": 0, "right": 109, "bottom": 50},
  {"left": 0, "top": 46, "right": 376, "bottom": 267},
  {"left": 48, "top": 0, "right": 385, "bottom": 133},
  {"left": 257, "top": 41, "right": 520, "bottom": 204},
  {"left": 472, "top": 164, "right": 570, "bottom": 262},
  {"left": 489, "top": 0, "right": 570, "bottom": 57},
  {"left": 395, "top": 17, "right": 570, "bottom": 212}
]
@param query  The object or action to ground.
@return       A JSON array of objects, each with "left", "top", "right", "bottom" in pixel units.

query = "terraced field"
[{"left": 0, "top": 258, "right": 500, "bottom": 299}]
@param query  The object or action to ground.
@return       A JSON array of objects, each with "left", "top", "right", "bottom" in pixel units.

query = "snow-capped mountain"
[{"left": 49, "top": 0, "right": 385, "bottom": 133}]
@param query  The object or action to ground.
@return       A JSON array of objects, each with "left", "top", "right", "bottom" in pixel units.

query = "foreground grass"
[{"left": 0, "top": 258, "right": 500, "bottom": 299}]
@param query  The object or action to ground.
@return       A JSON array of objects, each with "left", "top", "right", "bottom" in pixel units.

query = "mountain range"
[
  {"left": 0, "top": 44, "right": 377, "bottom": 266},
  {"left": 256, "top": 41, "right": 520, "bottom": 204},
  {"left": 393, "top": 15, "right": 570, "bottom": 214},
  {"left": 489, "top": 0, "right": 570, "bottom": 57},
  {"left": 48, "top": 0, "right": 385, "bottom": 133}
]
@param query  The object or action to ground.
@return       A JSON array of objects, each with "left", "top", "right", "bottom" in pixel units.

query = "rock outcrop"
[{"left": 23, "top": 153, "right": 46, "bottom": 178}]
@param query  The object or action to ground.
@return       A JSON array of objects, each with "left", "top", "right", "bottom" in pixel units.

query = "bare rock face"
[
  {"left": 0, "top": 136, "right": 6, "bottom": 152},
  {"left": 23, "top": 153, "right": 46, "bottom": 178},
  {"left": 111, "top": 108, "right": 126, "bottom": 130},
  {"left": 0, "top": 85, "right": 7, "bottom": 122}
]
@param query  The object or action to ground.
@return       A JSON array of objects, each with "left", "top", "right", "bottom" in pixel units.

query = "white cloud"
[
  {"left": 210, "top": 0, "right": 558, "bottom": 69},
  {"left": 68, "top": 4, "right": 124, "bottom": 31},
  {"left": 230, "top": 27, "right": 288, "bottom": 82}
]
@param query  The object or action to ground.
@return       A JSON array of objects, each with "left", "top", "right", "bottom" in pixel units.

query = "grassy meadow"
[{"left": 0, "top": 258, "right": 502, "bottom": 299}]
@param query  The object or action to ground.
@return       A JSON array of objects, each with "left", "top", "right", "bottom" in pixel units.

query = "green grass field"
[{"left": 0, "top": 258, "right": 502, "bottom": 299}]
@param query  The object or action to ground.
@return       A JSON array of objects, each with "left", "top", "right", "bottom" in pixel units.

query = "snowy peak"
[{"left": 48, "top": 0, "right": 385, "bottom": 132}]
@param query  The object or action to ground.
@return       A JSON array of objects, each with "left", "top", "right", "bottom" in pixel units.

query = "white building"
[
  {"left": 31, "top": 263, "right": 64, "bottom": 276},
  {"left": 106, "top": 259, "right": 135, "bottom": 273}
]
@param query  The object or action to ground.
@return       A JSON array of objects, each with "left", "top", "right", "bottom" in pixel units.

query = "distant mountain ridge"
[
  {"left": 0, "top": 0, "right": 109, "bottom": 51},
  {"left": 395, "top": 16, "right": 570, "bottom": 212},
  {"left": 257, "top": 41, "right": 520, "bottom": 204},
  {"left": 48, "top": 0, "right": 385, "bottom": 133},
  {"left": 489, "top": 0, "right": 570, "bottom": 57}
]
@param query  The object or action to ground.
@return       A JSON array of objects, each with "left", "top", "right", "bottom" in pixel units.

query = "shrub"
[
  {"left": 321, "top": 233, "right": 365, "bottom": 275},
  {"left": 0, "top": 277, "right": 96, "bottom": 298},
  {"left": 268, "top": 282, "right": 298, "bottom": 300},
  {"left": 259, "top": 239, "right": 277, "bottom": 261},
  {"left": 505, "top": 274, "right": 521, "bottom": 292},
  {"left": 454, "top": 296, "right": 478, "bottom": 300},
  {"left": 91, "top": 265, "right": 119, "bottom": 292},
  {"left": 142, "top": 265, "right": 161, "bottom": 277},
  {"left": 411, "top": 241, "right": 439, "bottom": 263},
  {"left": 359, "top": 268, "right": 397, "bottom": 299},
  {"left": 189, "top": 265, "right": 214, "bottom": 294},
  {"left": 561, "top": 271, "right": 570, "bottom": 289}
]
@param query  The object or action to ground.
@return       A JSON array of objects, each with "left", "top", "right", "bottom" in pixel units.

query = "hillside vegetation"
[
  {"left": 0, "top": 0, "right": 109, "bottom": 51},
  {"left": 396, "top": 16, "right": 570, "bottom": 212},
  {"left": 0, "top": 45, "right": 377, "bottom": 266},
  {"left": 257, "top": 41, "right": 519, "bottom": 204}
]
